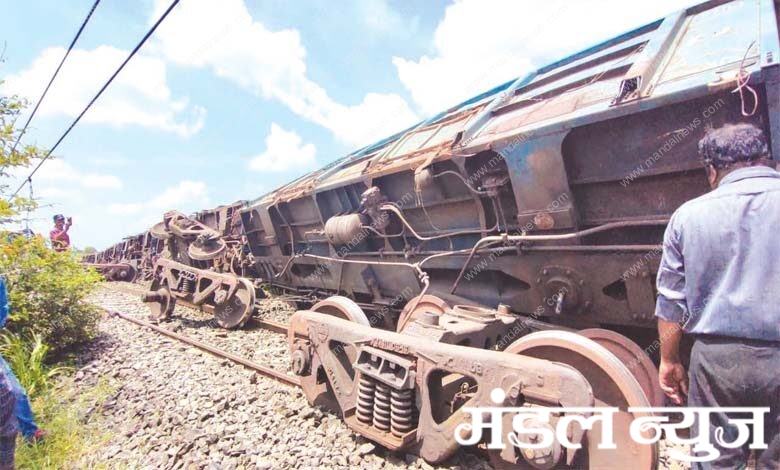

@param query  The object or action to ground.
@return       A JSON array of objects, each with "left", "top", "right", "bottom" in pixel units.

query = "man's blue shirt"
[{"left": 655, "top": 165, "right": 780, "bottom": 341}]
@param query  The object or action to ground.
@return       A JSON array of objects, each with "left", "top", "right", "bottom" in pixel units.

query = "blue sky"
[{"left": 1, "top": 0, "right": 699, "bottom": 249}]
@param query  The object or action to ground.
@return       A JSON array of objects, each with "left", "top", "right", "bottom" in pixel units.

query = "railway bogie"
[
  {"left": 88, "top": 1, "right": 780, "bottom": 467},
  {"left": 84, "top": 229, "right": 163, "bottom": 282},
  {"left": 142, "top": 258, "right": 259, "bottom": 329},
  {"left": 288, "top": 301, "right": 658, "bottom": 468}
]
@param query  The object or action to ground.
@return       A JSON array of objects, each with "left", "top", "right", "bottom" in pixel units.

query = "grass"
[
  {"left": 0, "top": 332, "right": 115, "bottom": 469},
  {"left": 15, "top": 376, "right": 115, "bottom": 470},
  {"left": 0, "top": 333, "right": 69, "bottom": 399}
]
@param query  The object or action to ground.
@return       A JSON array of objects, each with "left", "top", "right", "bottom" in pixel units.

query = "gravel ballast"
[
  {"left": 77, "top": 283, "right": 691, "bottom": 469},
  {"left": 78, "top": 284, "right": 489, "bottom": 469}
]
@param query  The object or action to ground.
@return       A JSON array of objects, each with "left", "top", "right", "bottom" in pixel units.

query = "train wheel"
[
  {"left": 396, "top": 294, "right": 450, "bottom": 332},
  {"left": 489, "top": 331, "right": 657, "bottom": 470},
  {"left": 294, "top": 296, "right": 371, "bottom": 415},
  {"left": 145, "top": 278, "right": 175, "bottom": 322},
  {"left": 188, "top": 238, "right": 227, "bottom": 261},
  {"left": 110, "top": 263, "right": 138, "bottom": 283},
  {"left": 578, "top": 328, "right": 664, "bottom": 408},
  {"left": 213, "top": 278, "right": 255, "bottom": 329},
  {"left": 310, "top": 295, "right": 371, "bottom": 325},
  {"left": 150, "top": 221, "right": 172, "bottom": 240}
]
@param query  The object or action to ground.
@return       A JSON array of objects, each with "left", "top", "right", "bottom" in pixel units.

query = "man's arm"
[
  {"left": 50, "top": 221, "right": 72, "bottom": 243},
  {"left": 51, "top": 229, "right": 68, "bottom": 240},
  {"left": 655, "top": 214, "right": 689, "bottom": 404},
  {"left": 658, "top": 319, "right": 687, "bottom": 404}
]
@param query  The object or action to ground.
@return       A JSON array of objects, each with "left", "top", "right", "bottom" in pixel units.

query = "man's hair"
[
  {"left": 53, "top": 214, "right": 64, "bottom": 222},
  {"left": 697, "top": 123, "right": 769, "bottom": 169}
]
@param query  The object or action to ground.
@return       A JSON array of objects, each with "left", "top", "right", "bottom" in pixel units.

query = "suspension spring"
[
  {"left": 390, "top": 388, "right": 415, "bottom": 437},
  {"left": 356, "top": 375, "right": 375, "bottom": 425},
  {"left": 373, "top": 382, "right": 392, "bottom": 432},
  {"left": 180, "top": 277, "right": 193, "bottom": 293}
]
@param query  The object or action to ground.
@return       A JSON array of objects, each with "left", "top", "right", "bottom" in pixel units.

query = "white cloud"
[
  {"left": 81, "top": 174, "right": 124, "bottom": 190},
  {"left": 393, "top": 0, "right": 702, "bottom": 115},
  {"left": 150, "top": 0, "right": 418, "bottom": 148},
  {"left": 18, "top": 181, "right": 209, "bottom": 250},
  {"left": 18, "top": 159, "right": 124, "bottom": 190},
  {"left": 4, "top": 161, "right": 126, "bottom": 249},
  {"left": 356, "top": 0, "right": 412, "bottom": 33},
  {"left": 3, "top": 45, "right": 206, "bottom": 137},
  {"left": 107, "top": 180, "right": 209, "bottom": 217},
  {"left": 249, "top": 123, "right": 317, "bottom": 172},
  {"left": 35, "top": 186, "right": 78, "bottom": 201},
  {"left": 103, "top": 180, "right": 209, "bottom": 249}
]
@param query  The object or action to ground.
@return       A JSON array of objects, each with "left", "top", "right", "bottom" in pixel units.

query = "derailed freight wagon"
[{"left": 139, "top": 0, "right": 780, "bottom": 468}]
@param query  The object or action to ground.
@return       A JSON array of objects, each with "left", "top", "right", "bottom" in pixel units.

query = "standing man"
[
  {"left": 49, "top": 214, "right": 71, "bottom": 252},
  {"left": 655, "top": 122, "right": 780, "bottom": 468}
]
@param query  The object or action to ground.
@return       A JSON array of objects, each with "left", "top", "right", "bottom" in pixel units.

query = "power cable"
[
  {"left": 8, "top": 0, "right": 182, "bottom": 201},
  {"left": 24, "top": 178, "right": 33, "bottom": 234},
  {"left": 8, "top": 0, "right": 102, "bottom": 157}
]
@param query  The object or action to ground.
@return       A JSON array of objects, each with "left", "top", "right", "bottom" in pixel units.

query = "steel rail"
[
  {"left": 103, "top": 307, "right": 300, "bottom": 388},
  {"left": 250, "top": 317, "right": 290, "bottom": 334}
]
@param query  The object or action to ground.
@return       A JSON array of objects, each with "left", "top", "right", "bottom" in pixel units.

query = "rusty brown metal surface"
[
  {"left": 85, "top": 262, "right": 138, "bottom": 283},
  {"left": 250, "top": 318, "right": 289, "bottom": 335},
  {"left": 289, "top": 309, "right": 596, "bottom": 464},
  {"left": 497, "top": 330, "right": 656, "bottom": 469},
  {"left": 143, "top": 258, "right": 256, "bottom": 329},
  {"left": 86, "top": 2, "right": 780, "bottom": 467},
  {"left": 579, "top": 328, "right": 664, "bottom": 408}
]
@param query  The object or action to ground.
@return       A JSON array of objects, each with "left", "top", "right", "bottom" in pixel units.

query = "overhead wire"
[
  {"left": 24, "top": 179, "right": 33, "bottom": 235},
  {"left": 7, "top": 0, "right": 102, "bottom": 159},
  {"left": 8, "top": 0, "right": 182, "bottom": 201}
]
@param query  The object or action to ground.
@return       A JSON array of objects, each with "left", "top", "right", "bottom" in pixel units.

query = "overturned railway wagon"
[
  {"left": 84, "top": 231, "right": 163, "bottom": 282},
  {"left": 97, "top": 0, "right": 780, "bottom": 468}
]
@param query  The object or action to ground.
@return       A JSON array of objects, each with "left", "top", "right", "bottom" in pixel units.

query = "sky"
[{"left": 1, "top": 0, "right": 701, "bottom": 250}]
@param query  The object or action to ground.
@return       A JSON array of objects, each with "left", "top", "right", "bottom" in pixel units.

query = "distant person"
[
  {"left": 49, "top": 214, "right": 72, "bottom": 252},
  {"left": 0, "top": 276, "right": 46, "bottom": 444}
]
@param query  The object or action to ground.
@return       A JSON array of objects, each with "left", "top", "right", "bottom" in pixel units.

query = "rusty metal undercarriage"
[
  {"left": 287, "top": 297, "right": 659, "bottom": 469},
  {"left": 132, "top": 237, "right": 665, "bottom": 467},
  {"left": 84, "top": 262, "right": 138, "bottom": 283},
  {"left": 89, "top": 1, "right": 780, "bottom": 467},
  {"left": 142, "top": 258, "right": 257, "bottom": 329}
]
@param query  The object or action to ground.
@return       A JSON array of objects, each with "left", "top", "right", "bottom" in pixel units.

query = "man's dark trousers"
[{"left": 688, "top": 336, "right": 780, "bottom": 469}]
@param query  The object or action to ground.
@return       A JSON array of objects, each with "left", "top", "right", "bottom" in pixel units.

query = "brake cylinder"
[{"left": 324, "top": 213, "right": 369, "bottom": 245}]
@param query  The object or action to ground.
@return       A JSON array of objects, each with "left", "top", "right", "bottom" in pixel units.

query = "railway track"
[
  {"left": 106, "top": 308, "right": 299, "bottom": 387},
  {"left": 85, "top": 285, "right": 501, "bottom": 469},
  {"left": 103, "top": 282, "right": 299, "bottom": 388},
  {"left": 96, "top": 282, "right": 693, "bottom": 469}
]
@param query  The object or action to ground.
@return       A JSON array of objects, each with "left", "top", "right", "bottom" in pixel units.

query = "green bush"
[{"left": 0, "top": 235, "right": 103, "bottom": 356}]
